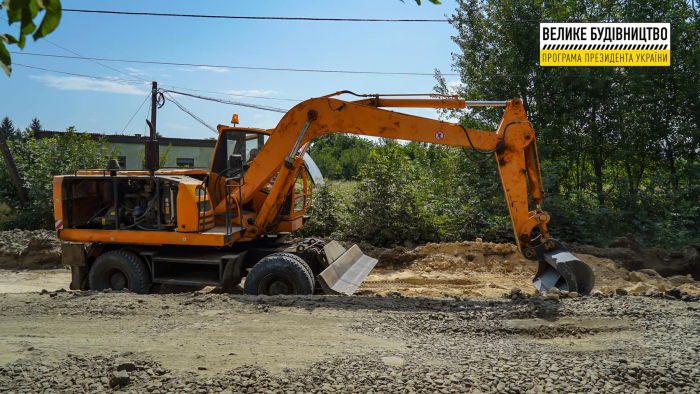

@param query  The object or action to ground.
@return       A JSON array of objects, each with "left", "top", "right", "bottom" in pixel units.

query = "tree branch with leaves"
[{"left": 1, "top": 0, "right": 62, "bottom": 76}]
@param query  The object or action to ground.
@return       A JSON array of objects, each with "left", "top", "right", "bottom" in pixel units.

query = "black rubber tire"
[
  {"left": 244, "top": 253, "right": 314, "bottom": 296},
  {"left": 274, "top": 252, "right": 314, "bottom": 278},
  {"left": 280, "top": 253, "right": 320, "bottom": 293},
  {"left": 88, "top": 250, "right": 151, "bottom": 294},
  {"left": 221, "top": 257, "right": 243, "bottom": 294}
]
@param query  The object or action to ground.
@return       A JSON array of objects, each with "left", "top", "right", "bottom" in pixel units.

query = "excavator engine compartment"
[{"left": 59, "top": 173, "right": 213, "bottom": 233}]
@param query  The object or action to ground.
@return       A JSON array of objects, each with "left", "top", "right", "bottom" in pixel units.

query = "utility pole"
[
  {"left": 0, "top": 129, "right": 27, "bottom": 204},
  {"left": 150, "top": 81, "right": 157, "bottom": 140},
  {"left": 145, "top": 81, "right": 160, "bottom": 174}
]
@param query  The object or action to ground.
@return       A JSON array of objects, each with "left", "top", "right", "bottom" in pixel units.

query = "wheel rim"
[
  {"left": 258, "top": 273, "right": 297, "bottom": 295},
  {"left": 105, "top": 268, "right": 129, "bottom": 291}
]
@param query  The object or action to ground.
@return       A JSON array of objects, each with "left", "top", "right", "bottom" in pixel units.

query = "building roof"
[{"left": 34, "top": 130, "right": 217, "bottom": 148}]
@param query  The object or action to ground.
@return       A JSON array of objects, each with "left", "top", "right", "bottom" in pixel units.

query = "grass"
[{"left": 325, "top": 181, "right": 356, "bottom": 203}]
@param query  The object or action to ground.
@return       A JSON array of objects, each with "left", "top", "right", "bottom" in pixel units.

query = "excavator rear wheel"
[
  {"left": 88, "top": 250, "right": 152, "bottom": 294},
  {"left": 244, "top": 253, "right": 314, "bottom": 296}
]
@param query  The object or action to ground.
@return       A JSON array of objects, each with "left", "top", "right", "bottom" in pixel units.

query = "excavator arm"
[{"left": 230, "top": 93, "right": 595, "bottom": 295}]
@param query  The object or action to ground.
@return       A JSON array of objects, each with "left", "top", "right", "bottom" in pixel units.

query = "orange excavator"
[{"left": 53, "top": 91, "right": 594, "bottom": 296}]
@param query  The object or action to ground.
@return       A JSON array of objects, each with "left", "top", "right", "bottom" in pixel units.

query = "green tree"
[
  {"left": 309, "top": 134, "right": 375, "bottom": 181},
  {"left": 138, "top": 143, "right": 174, "bottom": 168},
  {"left": 295, "top": 183, "right": 346, "bottom": 239},
  {"left": 0, "top": 126, "right": 119, "bottom": 229},
  {"left": 344, "top": 140, "right": 439, "bottom": 246},
  {"left": 1, "top": 0, "right": 62, "bottom": 76},
  {"left": 435, "top": 0, "right": 700, "bottom": 248},
  {"left": 0, "top": 116, "right": 18, "bottom": 141},
  {"left": 28, "top": 117, "right": 41, "bottom": 133}
]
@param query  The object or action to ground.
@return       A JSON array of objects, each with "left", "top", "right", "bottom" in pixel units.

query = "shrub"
[
  {"left": 0, "top": 127, "right": 119, "bottom": 229},
  {"left": 343, "top": 140, "right": 439, "bottom": 247},
  {"left": 295, "top": 182, "right": 347, "bottom": 239}
]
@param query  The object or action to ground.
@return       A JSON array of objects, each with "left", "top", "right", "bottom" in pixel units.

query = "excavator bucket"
[
  {"left": 318, "top": 241, "right": 378, "bottom": 295},
  {"left": 532, "top": 241, "right": 595, "bottom": 295}
]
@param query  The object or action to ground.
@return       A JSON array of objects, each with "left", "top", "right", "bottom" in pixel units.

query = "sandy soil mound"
[
  {"left": 356, "top": 240, "right": 700, "bottom": 298},
  {"left": 1, "top": 233, "right": 697, "bottom": 298},
  {"left": 0, "top": 229, "right": 61, "bottom": 268}
]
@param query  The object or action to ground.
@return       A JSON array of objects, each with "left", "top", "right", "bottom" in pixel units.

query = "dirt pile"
[
  {"left": 357, "top": 239, "right": 700, "bottom": 298},
  {"left": 0, "top": 229, "right": 61, "bottom": 268},
  {"left": 566, "top": 234, "right": 700, "bottom": 280}
]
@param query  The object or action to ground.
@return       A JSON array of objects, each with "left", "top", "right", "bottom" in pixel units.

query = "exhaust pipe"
[
  {"left": 527, "top": 239, "right": 595, "bottom": 295},
  {"left": 318, "top": 241, "right": 378, "bottom": 295}
]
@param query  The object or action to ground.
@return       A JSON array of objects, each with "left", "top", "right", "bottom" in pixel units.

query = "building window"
[
  {"left": 176, "top": 158, "right": 195, "bottom": 168},
  {"left": 117, "top": 156, "right": 127, "bottom": 169}
]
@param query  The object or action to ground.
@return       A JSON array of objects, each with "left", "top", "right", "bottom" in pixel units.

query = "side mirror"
[{"left": 229, "top": 154, "right": 243, "bottom": 169}]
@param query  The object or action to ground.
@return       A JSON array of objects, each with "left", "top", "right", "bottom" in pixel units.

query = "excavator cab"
[{"left": 210, "top": 128, "right": 267, "bottom": 174}]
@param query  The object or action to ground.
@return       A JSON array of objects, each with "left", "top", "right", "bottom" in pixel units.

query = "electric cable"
[
  {"left": 161, "top": 91, "right": 218, "bottom": 134},
  {"left": 13, "top": 63, "right": 146, "bottom": 83},
  {"left": 0, "top": 15, "right": 148, "bottom": 82},
  {"left": 40, "top": 39, "right": 150, "bottom": 82},
  {"left": 163, "top": 90, "right": 288, "bottom": 113},
  {"left": 61, "top": 9, "right": 698, "bottom": 22},
  {"left": 120, "top": 92, "right": 152, "bottom": 134},
  {"left": 9, "top": 52, "right": 457, "bottom": 76},
  {"left": 156, "top": 83, "right": 301, "bottom": 101},
  {"left": 62, "top": 9, "right": 449, "bottom": 22}
]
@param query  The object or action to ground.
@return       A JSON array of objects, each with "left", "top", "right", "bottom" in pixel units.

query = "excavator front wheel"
[{"left": 243, "top": 253, "right": 315, "bottom": 296}]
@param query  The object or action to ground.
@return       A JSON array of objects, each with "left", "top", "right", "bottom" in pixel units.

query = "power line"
[
  {"left": 0, "top": 15, "right": 148, "bottom": 81},
  {"left": 62, "top": 9, "right": 449, "bottom": 22},
  {"left": 163, "top": 90, "right": 288, "bottom": 113},
  {"left": 13, "top": 63, "right": 146, "bottom": 83},
  {"left": 13, "top": 63, "right": 304, "bottom": 109},
  {"left": 120, "top": 92, "right": 152, "bottom": 135},
  {"left": 14, "top": 55, "right": 303, "bottom": 101},
  {"left": 162, "top": 92, "right": 218, "bottom": 134},
  {"left": 150, "top": 83, "right": 301, "bottom": 102},
  {"left": 41, "top": 38, "right": 149, "bottom": 82},
  {"left": 61, "top": 9, "right": 697, "bottom": 22},
  {"left": 10, "top": 52, "right": 457, "bottom": 76}
]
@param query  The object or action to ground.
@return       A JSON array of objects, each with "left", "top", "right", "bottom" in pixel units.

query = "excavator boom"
[{"left": 237, "top": 93, "right": 594, "bottom": 295}]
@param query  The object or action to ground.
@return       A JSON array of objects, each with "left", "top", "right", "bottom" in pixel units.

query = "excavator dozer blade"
[
  {"left": 318, "top": 242, "right": 378, "bottom": 296},
  {"left": 531, "top": 241, "right": 595, "bottom": 295}
]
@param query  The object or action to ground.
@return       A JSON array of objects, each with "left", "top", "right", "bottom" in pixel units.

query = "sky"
[{"left": 1, "top": 0, "right": 462, "bottom": 139}]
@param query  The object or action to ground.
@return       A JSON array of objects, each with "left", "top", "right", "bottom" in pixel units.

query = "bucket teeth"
[{"left": 531, "top": 241, "right": 595, "bottom": 295}]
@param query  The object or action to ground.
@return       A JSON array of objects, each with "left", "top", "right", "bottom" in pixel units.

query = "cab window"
[{"left": 212, "top": 130, "right": 268, "bottom": 173}]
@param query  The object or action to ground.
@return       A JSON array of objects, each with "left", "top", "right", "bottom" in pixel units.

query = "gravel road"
[{"left": 1, "top": 289, "right": 698, "bottom": 394}]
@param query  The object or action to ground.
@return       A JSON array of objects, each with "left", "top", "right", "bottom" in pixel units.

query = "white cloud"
[
  {"left": 246, "top": 114, "right": 281, "bottom": 129},
  {"left": 252, "top": 121, "right": 280, "bottom": 129},
  {"left": 175, "top": 66, "right": 229, "bottom": 73},
  {"left": 227, "top": 89, "right": 278, "bottom": 96},
  {"left": 123, "top": 67, "right": 170, "bottom": 78},
  {"left": 29, "top": 75, "right": 148, "bottom": 95},
  {"left": 167, "top": 123, "right": 189, "bottom": 130},
  {"left": 197, "top": 66, "right": 228, "bottom": 73},
  {"left": 447, "top": 80, "right": 464, "bottom": 91}
]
